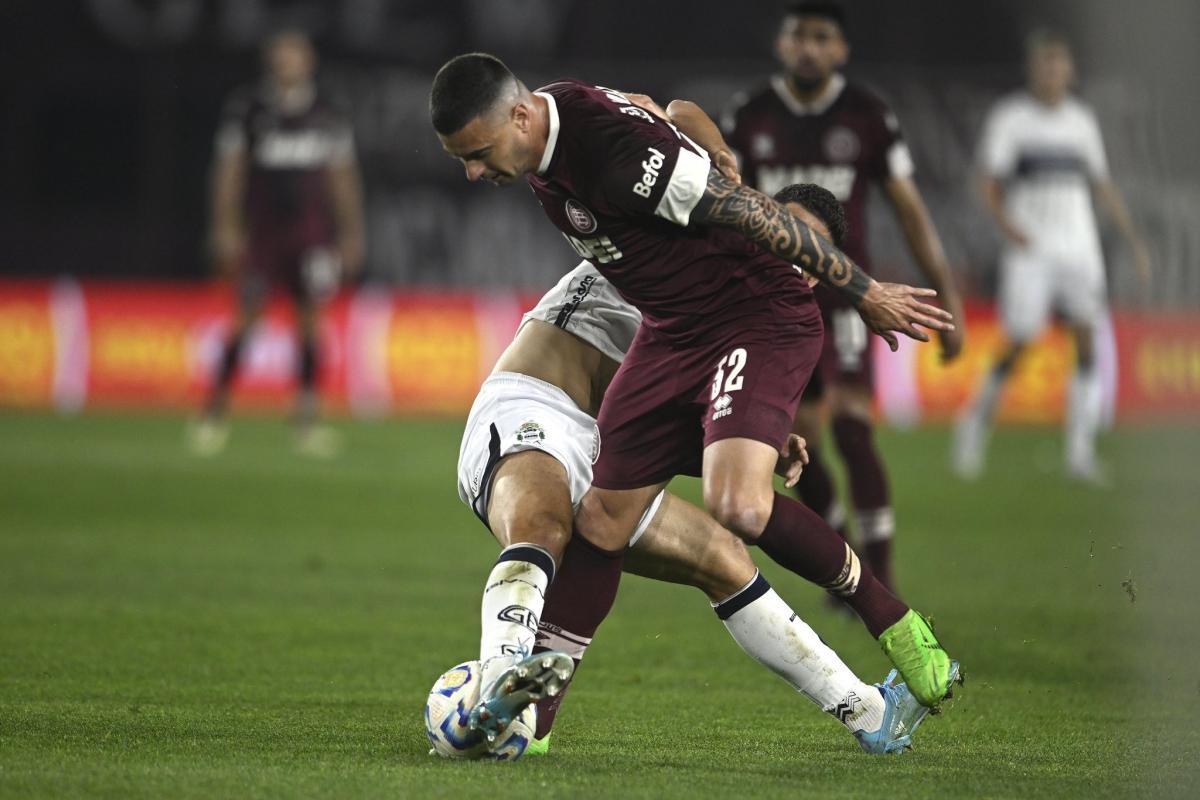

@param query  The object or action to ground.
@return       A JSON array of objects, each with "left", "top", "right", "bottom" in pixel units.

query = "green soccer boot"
[
  {"left": 523, "top": 732, "right": 552, "bottom": 757},
  {"left": 877, "top": 609, "right": 963, "bottom": 708}
]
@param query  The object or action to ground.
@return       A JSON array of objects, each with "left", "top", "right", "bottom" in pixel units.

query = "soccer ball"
[{"left": 424, "top": 660, "right": 536, "bottom": 761}]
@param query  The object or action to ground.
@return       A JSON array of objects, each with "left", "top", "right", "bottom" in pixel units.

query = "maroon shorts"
[
  {"left": 241, "top": 235, "right": 338, "bottom": 307},
  {"left": 591, "top": 318, "right": 823, "bottom": 490},
  {"left": 810, "top": 285, "right": 874, "bottom": 397}
]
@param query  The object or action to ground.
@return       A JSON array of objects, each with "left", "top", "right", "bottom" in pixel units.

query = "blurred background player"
[
  {"left": 723, "top": 1, "right": 964, "bottom": 590},
  {"left": 190, "top": 30, "right": 365, "bottom": 457},
  {"left": 953, "top": 29, "right": 1151, "bottom": 484}
]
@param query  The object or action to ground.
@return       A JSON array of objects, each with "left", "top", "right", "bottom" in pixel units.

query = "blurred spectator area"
[{"left": 2, "top": 0, "right": 1197, "bottom": 306}]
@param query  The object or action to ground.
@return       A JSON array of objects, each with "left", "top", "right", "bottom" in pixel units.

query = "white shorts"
[
  {"left": 456, "top": 371, "right": 662, "bottom": 544},
  {"left": 998, "top": 248, "right": 1106, "bottom": 343}
]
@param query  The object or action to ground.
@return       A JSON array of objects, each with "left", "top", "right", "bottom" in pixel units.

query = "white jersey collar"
[
  {"left": 534, "top": 91, "right": 560, "bottom": 176},
  {"left": 770, "top": 73, "right": 846, "bottom": 117}
]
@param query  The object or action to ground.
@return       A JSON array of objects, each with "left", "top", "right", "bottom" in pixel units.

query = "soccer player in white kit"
[{"left": 954, "top": 29, "right": 1150, "bottom": 483}]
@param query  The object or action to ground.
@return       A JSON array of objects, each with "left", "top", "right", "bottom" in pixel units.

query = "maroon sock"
[
  {"left": 206, "top": 332, "right": 244, "bottom": 416},
  {"left": 791, "top": 444, "right": 848, "bottom": 540},
  {"left": 530, "top": 529, "right": 624, "bottom": 739},
  {"left": 831, "top": 415, "right": 890, "bottom": 511},
  {"left": 831, "top": 415, "right": 895, "bottom": 590},
  {"left": 755, "top": 493, "right": 906, "bottom": 637},
  {"left": 865, "top": 540, "right": 895, "bottom": 592}
]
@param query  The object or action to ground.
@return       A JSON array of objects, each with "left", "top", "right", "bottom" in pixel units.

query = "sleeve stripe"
[
  {"left": 653, "top": 148, "right": 710, "bottom": 227},
  {"left": 887, "top": 141, "right": 915, "bottom": 179}
]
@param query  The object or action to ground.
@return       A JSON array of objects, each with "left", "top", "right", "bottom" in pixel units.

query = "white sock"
[
  {"left": 1066, "top": 367, "right": 1102, "bottom": 469},
  {"left": 479, "top": 543, "right": 554, "bottom": 690},
  {"left": 855, "top": 506, "right": 895, "bottom": 545},
  {"left": 714, "top": 573, "right": 884, "bottom": 734},
  {"left": 973, "top": 366, "right": 1006, "bottom": 423}
]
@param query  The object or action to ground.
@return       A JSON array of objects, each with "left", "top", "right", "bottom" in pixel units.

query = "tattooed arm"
[{"left": 691, "top": 168, "right": 954, "bottom": 349}]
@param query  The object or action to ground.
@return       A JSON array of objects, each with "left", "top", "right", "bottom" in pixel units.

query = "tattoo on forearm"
[{"left": 694, "top": 168, "right": 873, "bottom": 302}]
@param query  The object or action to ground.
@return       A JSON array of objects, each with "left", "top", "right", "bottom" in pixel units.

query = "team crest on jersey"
[
  {"left": 824, "top": 126, "right": 860, "bottom": 163},
  {"left": 751, "top": 133, "right": 776, "bottom": 159},
  {"left": 565, "top": 199, "right": 598, "bottom": 234},
  {"left": 516, "top": 421, "right": 546, "bottom": 445}
]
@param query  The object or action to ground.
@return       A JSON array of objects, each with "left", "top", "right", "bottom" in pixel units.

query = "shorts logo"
[
  {"left": 516, "top": 421, "right": 546, "bottom": 445},
  {"left": 712, "top": 393, "right": 734, "bottom": 421},
  {"left": 632, "top": 146, "right": 666, "bottom": 198},
  {"left": 565, "top": 199, "right": 597, "bottom": 234},
  {"left": 824, "top": 126, "right": 861, "bottom": 163},
  {"left": 590, "top": 426, "right": 601, "bottom": 465}
]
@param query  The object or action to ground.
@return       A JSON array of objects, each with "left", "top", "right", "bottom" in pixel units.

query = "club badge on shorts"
[{"left": 516, "top": 421, "right": 546, "bottom": 445}]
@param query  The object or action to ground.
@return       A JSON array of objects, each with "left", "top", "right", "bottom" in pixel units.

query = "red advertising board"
[{"left": 1, "top": 280, "right": 1196, "bottom": 422}]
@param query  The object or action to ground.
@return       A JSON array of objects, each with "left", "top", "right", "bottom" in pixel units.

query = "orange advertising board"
[
  {"left": 0, "top": 280, "right": 1195, "bottom": 421},
  {"left": 0, "top": 283, "right": 57, "bottom": 407}
]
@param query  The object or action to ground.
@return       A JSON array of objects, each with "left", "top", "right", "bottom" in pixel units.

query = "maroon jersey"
[
  {"left": 527, "top": 80, "right": 820, "bottom": 346},
  {"left": 723, "top": 74, "right": 913, "bottom": 271},
  {"left": 215, "top": 85, "right": 355, "bottom": 246}
]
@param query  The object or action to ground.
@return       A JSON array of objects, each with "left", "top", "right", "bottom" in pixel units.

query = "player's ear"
[
  {"left": 511, "top": 100, "right": 531, "bottom": 132},
  {"left": 835, "top": 39, "right": 850, "bottom": 69}
]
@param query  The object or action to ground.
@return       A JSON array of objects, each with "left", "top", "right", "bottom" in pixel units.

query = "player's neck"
[
  {"left": 786, "top": 73, "right": 838, "bottom": 105},
  {"left": 268, "top": 80, "right": 315, "bottom": 113},
  {"left": 529, "top": 93, "right": 552, "bottom": 175},
  {"left": 1030, "top": 86, "right": 1068, "bottom": 109}
]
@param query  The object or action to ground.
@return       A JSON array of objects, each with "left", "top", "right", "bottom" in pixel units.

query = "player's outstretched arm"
[{"left": 691, "top": 168, "right": 955, "bottom": 350}]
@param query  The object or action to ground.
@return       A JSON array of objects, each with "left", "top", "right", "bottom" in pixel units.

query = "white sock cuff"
[
  {"left": 495, "top": 542, "right": 557, "bottom": 584},
  {"left": 855, "top": 507, "right": 895, "bottom": 544}
]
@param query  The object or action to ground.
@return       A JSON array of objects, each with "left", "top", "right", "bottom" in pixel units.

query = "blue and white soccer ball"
[{"left": 424, "top": 660, "right": 536, "bottom": 761}]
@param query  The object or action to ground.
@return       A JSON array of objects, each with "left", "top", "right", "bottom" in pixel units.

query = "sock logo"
[
  {"left": 498, "top": 605, "right": 539, "bottom": 633},
  {"left": 828, "top": 691, "right": 860, "bottom": 723}
]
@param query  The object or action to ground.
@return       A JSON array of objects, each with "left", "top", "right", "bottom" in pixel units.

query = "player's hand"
[
  {"left": 623, "top": 92, "right": 668, "bottom": 120},
  {"left": 775, "top": 433, "right": 809, "bottom": 488},
  {"left": 713, "top": 149, "right": 741, "bottom": 185},
  {"left": 938, "top": 293, "right": 967, "bottom": 362},
  {"left": 1005, "top": 224, "right": 1030, "bottom": 250},
  {"left": 857, "top": 282, "right": 955, "bottom": 352}
]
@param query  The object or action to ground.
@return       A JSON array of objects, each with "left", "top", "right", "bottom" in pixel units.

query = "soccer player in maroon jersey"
[
  {"left": 724, "top": 1, "right": 965, "bottom": 590},
  {"left": 190, "top": 30, "right": 365, "bottom": 457},
  {"left": 430, "top": 53, "right": 960, "bottom": 738}
]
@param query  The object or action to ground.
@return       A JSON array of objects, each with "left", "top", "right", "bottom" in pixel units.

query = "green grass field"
[{"left": 2, "top": 412, "right": 1198, "bottom": 798}]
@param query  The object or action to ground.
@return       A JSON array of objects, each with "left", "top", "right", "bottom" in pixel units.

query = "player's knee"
[
  {"left": 995, "top": 343, "right": 1025, "bottom": 374},
  {"left": 831, "top": 413, "right": 874, "bottom": 455},
  {"left": 574, "top": 490, "right": 631, "bottom": 551},
  {"left": 1073, "top": 330, "right": 1095, "bottom": 370},
  {"left": 705, "top": 491, "right": 772, "bottom": 542},
  {"left": 498, "top": 507, "right": 572, "bottom": 559}
]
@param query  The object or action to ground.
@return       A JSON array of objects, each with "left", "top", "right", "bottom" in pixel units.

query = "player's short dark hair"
[
  {"left": 773, "top": 183, "right": 848, "bottom": 248},
  {"left": 1025, "top": 27, "right": 1072, "bottom": 58},
  {"left": 430, "top": 52, "right": 516, "bottom": 136},
  {"left": 782, "top": 1, "right": 847, "bottom": 33}
]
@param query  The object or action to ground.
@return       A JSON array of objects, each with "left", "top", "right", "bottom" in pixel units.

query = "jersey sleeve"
[
  {"left": 1079, "top": 108, "right": 1110, "bottom": 180},
  {"left": 977, "top": 102, "right": 1016, "bottom": 178},
  {"left": 595, "top": 95, "right": 712, "bottom": 227},
  {"left": 866, "top": 102, "right": 915, "bottom": 182}
]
